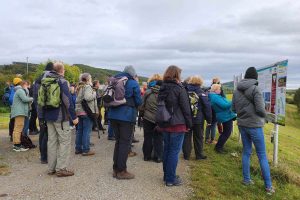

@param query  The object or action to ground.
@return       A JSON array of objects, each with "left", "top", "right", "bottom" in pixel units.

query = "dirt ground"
[{"left": 0, "top": 127, "right": 192, "bottom": 200}]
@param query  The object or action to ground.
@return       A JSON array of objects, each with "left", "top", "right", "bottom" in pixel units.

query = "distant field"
[
  {"left": 0, "top": 113, "right": 9, "bottom": 129},
  {"left": 190, "top": 101, "right": 300, "bottom": 199}
]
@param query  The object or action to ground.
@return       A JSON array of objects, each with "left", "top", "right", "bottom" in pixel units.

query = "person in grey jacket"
[
  {"left": 232, "top": 67, "right": 274, "bottom": 195},
  {"left": 75, "top": 73, "right": 98, "bottom": 156},
  {"left": 11, "top": 81, "right": 33, "bottom": 152},
  {"left": 140, "top": 74, "right": 163, "bottom": 163}
]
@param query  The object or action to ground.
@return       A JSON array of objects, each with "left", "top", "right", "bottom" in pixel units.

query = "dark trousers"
[
  {"left": 215, "top": 120, "right": 233, "bottom": 150},
  {"left": 29, "top": 108, "right": 38, "bottom": 132},
  {"left": 142, "top": 119, "right": 163, "bottom": 160},
  {"left": 39, "top": 119, "right": 48, "bottom": 162},
  {"left": 9, "top": 117, "right": 15, "bottom": 139},
  {"left": 111, "top": 120, "right": 134, "bottom": 172},
  {"left": 182, "top": 123, "right": 204, "bottom": 159}
]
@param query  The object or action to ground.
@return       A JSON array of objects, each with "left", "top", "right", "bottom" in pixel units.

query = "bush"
[{"left": 294, "top": 88, "right": 300, "bottom": 112}]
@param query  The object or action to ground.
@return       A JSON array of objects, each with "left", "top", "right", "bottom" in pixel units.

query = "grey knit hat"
[{"left": 123, "top": 65, "right": 137, "bottom": 77}]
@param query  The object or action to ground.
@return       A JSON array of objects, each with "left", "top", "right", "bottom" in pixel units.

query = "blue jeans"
[
  {"left": 205, "top": 122, "right": 217, "bottom": 141},
  {"left": 75, "top": 115, "right": 93, "bottom": 153},
  {"left": 239, "top": 126, "right": 272, "bottom": 189},
  {"left": 108, "top": 121, "right": 114, "bottom": 138},
  {"left": 163, "top": 132, "right": 184, "bottom": 183},
  {"left": 22, "top": 117, "right": 29, "bottom": 136}
]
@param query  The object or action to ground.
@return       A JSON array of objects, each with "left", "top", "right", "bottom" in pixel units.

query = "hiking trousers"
[
  {"left": 111, "top": 120, "right": 134, "bottom": 172},
  {"left": 143, "top": 119, "right": 163, "bottom": 160},
  {"left": 47, "top": 121, "right": 71, "bottom": 172},
  {"left": 13, "top": 116, "right": 25, "bottom": 145},
  {"left": 182, "top": 123, "right": 204, "bottom": 159},
  {"left": 39, "top": 118, "right": 48, "bottom": 162}
]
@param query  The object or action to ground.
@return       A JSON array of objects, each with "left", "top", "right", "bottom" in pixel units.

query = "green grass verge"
[{"left": 190, "top": 103, "right": 300, "bottom": 200}]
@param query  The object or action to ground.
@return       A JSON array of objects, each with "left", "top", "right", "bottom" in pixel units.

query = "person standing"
[
  {"left": 43, "top": 62, "right": 78, "bottom": 177},
  {"left": 208, "top": 84, "right": 236, "bottom": 153},
  {"left": 140, "top": 74, "right": 163, "bottom": 163},
  {"left": 182, "top": 76, "right": 212, "bottom": 160},
  {"left": 33, "top": 62, "right": 54, "bottom": 164},
  {"left": 108, "top": 65, "right": 142, "bottom": 180},
  {"left": 158, "top": 65, "right": 192, "bottom": 186},
  {"left": 232, "top": 67, "right": 274, "bottom": 195},
  {"left": 11, "top": 80, "right": 33, "bottom": 152},
  {"left": 75, "top": 73, "right": 98, "bottom": 156}
]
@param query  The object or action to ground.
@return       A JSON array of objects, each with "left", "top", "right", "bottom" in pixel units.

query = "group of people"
[{"left": 5, "top": 63, "right": 274, "bottom": 194}]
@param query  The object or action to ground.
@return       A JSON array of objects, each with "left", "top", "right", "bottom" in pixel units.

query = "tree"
[{"left": 294, "top": 88, "right": 300, "bottom": 112}]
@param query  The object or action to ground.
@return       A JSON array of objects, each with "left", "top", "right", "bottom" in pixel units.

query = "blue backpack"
[
  {"left": 8, "top": 85, "right": 15, "bottom": 106},
  {"left": 2, "top": 85, "right": 14, "bottom": 106}
]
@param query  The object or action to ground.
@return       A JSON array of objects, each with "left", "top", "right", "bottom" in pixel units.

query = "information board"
[{"left": 257, "top": 60, "right": 288, "bottom": 126}]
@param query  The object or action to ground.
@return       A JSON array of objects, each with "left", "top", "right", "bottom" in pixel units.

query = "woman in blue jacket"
[{"left": 209, "top": 84, "right": 236, "bottom": 153}]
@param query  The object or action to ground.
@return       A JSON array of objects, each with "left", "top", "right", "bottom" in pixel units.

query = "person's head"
[
  {"left": 20, "top": 80, "right": 29, "bottom": 89},
  {"left": 212, "top": 77, "right": 220, "bottom": 84},
  {"left": 148, "top": 74, "right": 162, "bottom": 83},
  {"left": 123, "top": 65, "right": 137, "bottom": 78},
  {"left": 13, "top": 77, "right": 22, "bottom": 86},
  {"left": 163, "top": 65, "right": 182, "bottom": 83},
  {"left": 183, "top": 76, "right": 191, "bottom": 84},
  {"left": 188, "top": 75, "right": 204, "bottom": 86},
  {"left": 80, "top": 73, "right": 92, "bottom": 85},
  {"left": 244, "top": 67, "right": 258, "bottom": 80},
  {"left": 210, "top": 84, "right": 222, "bottom": 94},
  {"left": 70, "top": 85, "right": 75, "bottom": 94},
  {"left": 93, "top": 80, "right": 100, "bottom": 88},
  {"left": 45, "top": 62, "right": 54, "bottom": 71},
  {"left": 53, "top": 62, "right": 65, "bottom": 76}
]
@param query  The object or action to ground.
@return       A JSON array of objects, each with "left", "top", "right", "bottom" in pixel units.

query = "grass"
[
  {"left": 0, "top": 156, "right": 10, "bottom": 176},
  {"left": 190, "top": 96, "right": 300, "bottom": 200},
  {"left": 0, "top": 113, "right": 10, "bottom": 129}
]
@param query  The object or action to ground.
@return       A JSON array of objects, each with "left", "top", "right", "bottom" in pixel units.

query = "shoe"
[
  {"left": 214, "top": 147, "right": 227, "bottom": 154},
  {"left": 108, "top": 136, "right": 115, "bottom": 141},
  {"left": 41, "top": 160, "right": 48, "bottom": 164},
  {"left": 132, "top": 138, "right": 139, "bottom": 143},
  {"left": 164, "top": 175, "right": 181, "bottom": 182},
  {"left": 90, "top": 143, "right": 95, "bottom": 147},
  {"left": 47, "top": 170, "right": 56, "bottom": 175},
  {"left": 144, "top": 157, "right": 152, "bottom": 161},
  {"left": 75, "top": 150, "right": 82, "bottom": 155},
  {"left": 29, "top": 131, "right": 39, "bottom": 135},
  {"left": 196, "top": 155, "right": 207, "bottom": 160},
  {"left": 183, "top": 156, "right": 190, "bottom": 160},
  {"left": 242, "top": 180, "right": 255, "bottom": 186},
  {"left": 205, "top": 139, "right": 210, "bottom": 144},
  {"left": 116, "top": 170, "right": 135, "bottom": 180},
  {"left": 154, "top": 158, "right": 163, "bottom": 163},
  {"left": 166, "top": 177, "right": 183, "bottom": 186},
  {"left": 13, "top": 145, "right": 29, "bottom": 152},
  {"left": 266, "top": 187, "right": 275, "bottom": 195},
  {"left": 82, "top": 151, "right": 95, "bottom": 156},
  {"left": 128, "top": 151, "right": 137, "bottom": 157},
  {"left": 56, "top": 168, "right": 74, "bottom": 177},
  {"left": 113, "top": 170, "right": 117, "bottom": 178}
]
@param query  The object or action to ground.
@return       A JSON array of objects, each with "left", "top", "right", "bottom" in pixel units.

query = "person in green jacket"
[{"left": 11, "top": 80, "right": 33, "bottom": 152}]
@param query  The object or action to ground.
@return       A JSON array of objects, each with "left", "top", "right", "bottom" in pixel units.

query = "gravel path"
[{"left": 0, "top": 127, "right": 192, "bottom": 200}]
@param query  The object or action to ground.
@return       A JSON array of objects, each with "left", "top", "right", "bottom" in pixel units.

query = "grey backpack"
[{"left": 103, "top": 76, "right": 128, "bottom": 107}]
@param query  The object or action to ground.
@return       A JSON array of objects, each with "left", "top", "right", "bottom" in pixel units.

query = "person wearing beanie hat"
[
  {"left": 13, "top": 78, "right": 22, "bottom": 86},
  {"left": 45, "top": 62, "right": 54, "bottom": 71},
  {"left": 244, "top": 67, "right": 258, "bottom": 80},
  {"left": 108, "top": 65, "right": 142, "bottom": 180},
  {"left": 232, "top": 68, "right": 274, "bottom": 194},
  {"left": 123, "top": 65, "right": 137, "bottom": 78}
]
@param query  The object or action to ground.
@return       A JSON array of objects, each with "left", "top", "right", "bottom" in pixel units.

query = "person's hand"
[
  {"left": 207, "top": 123, "right": 211, "bottom": 126},
  {"left": 72, "top": 118, "right": 79, "bottom": 125}
]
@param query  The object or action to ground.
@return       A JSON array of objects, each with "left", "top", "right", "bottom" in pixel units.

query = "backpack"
[
  {"left": 188, "top": 91, "right": 200, "bottom": 118},
  {"left": 103, "top": 76, "right": 128, "bottom": 107},
  {"left": 155, "top": 99, "right": 172, "bottom": 128},
  {"left": 2, "top": 85, "right": 13, "bottom": 106},
  {"left": 38, "top": 77, "right": 61, "bottom": 109},
  {"left": 8, "top": 85, "right": 15, "bottom": 106}
]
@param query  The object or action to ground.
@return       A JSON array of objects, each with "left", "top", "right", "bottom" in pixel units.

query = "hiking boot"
[
  {"left": 108, "top": 136, "right": 115, "bottom": 141},
  {"left": 266, "top": 187, "right": 275, "bottom": 195},
  {"left": 41, "top": 160, "right": 48, "bottom": 164},
  {"left": 128, "top": 151, "right": 137, "bottom": 157},
  {"left": 75, "top": 150, "right": 82, "bottom": 155},
  {"left": 47, "top": 170, "right": 56, "bottom": 175},
  {"left": 13, "top": 145, "right": 29, "bottom": 152},
  {"left": 214, "top": 147, "right": 227, "bottom": 154},
  {"left": 154, "top": 158, "right": 163, "bottom": 163},
  {"left": 242, "top": 180, "right": 255, "bottom": 186},
  {"left": 196, "top": 155, "right": 207, "bottom": 160},
  {"left": 56, "top": 168, "right": 74, "bottom": 177},
  {"left": 132, "top": 138, "right": 139, "bottom": 143},
  {"left": 82, "top": 151, "right": 95, "bottom": 156},
  {"left": 116, "top": 170, "right": 135, "bottom": 180},
  {"left": 144, "top": 157, "right": 152, "bottom": 161},
  {"left": 166, "top": 177, "right": 183, "bottom": 187}
]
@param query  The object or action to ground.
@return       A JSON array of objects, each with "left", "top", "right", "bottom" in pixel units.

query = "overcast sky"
[{"left": 1, "top": 0, "right": 299, "bottom": 88}]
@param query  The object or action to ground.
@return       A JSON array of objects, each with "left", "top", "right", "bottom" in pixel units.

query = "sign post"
[{"left": 272, "top": 124, "right": 279, "bottom": 166}]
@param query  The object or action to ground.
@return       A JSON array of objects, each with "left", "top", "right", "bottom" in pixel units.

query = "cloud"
[{"left": 0, "top": 0, "right": 299, "bottom": 88}]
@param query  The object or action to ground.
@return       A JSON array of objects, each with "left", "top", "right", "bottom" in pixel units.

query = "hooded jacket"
[
  {"left": 75, "top": 82, "right": 98, "bottom": 116},
  {"left": 11, "top": 85, "right": 33, "bottom": 118},
  {"left": 140, "top": 83, "right": 160, "bottom": 124},
  {"left": 43, "top": 71, "right": 77, "bottom": 122},
  {"left": 107, "top": 72, "right": 142, "bottom": 123},
  {"left": 186, "top": 84, "right": 212, "bottom": 125},
  {"left": 208, "top": 92, "right": 236, "bottom": 123},
  {"left": 158, "top": 80, "right": 192, "bottom": 129},
  {"left": 232, "top": 79, "right": 266, "bottom": 128}
]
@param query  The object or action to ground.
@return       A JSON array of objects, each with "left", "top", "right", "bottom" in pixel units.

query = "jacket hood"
[
  {"left": 14, "top": 85, "right": 22, "bottom": 91},
  {"left": 187, "top": 84, "right": 200, "bottom": 92},
  {"left": 115, "top": 72, "right": 133, "bottom": 80},
  {"left": 237, "top": 79, "right": 258, "bottom": 92},
  {"left": 148, "top": 81, "right": 157, "bottom": 88},
  {"left": 46, "top": 71, "right": 63, "bottom": 79}
]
